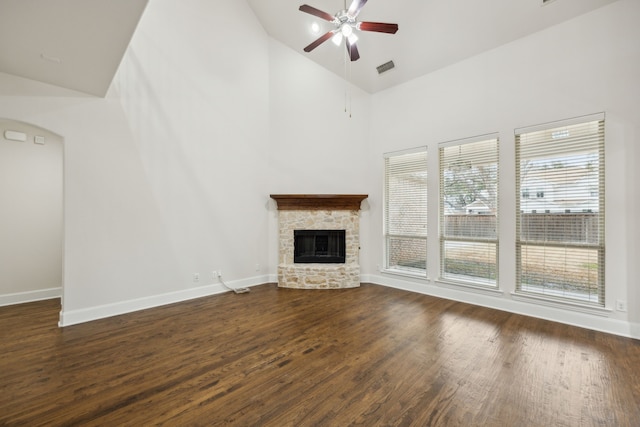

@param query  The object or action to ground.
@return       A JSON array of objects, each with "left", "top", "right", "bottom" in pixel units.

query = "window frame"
[
  {"left": 383, "top": 147, "right": 428, "bottom": 277},
  {"left": 438, "top": 134, "right": 500, "bottom": 288},
  {"left": 515, "top": 113, "right": 605, "bottom": 306}
]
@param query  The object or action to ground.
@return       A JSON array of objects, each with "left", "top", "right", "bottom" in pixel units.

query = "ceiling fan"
[{"left": 299, "top": 0, "right": 398, "bottom": 61}]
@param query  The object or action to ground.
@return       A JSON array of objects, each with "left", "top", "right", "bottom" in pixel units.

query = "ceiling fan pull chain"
[
  {"left": 344, "top": 46, "right": 348, "bottom": 114},
  {"left": 344, "top": 45, "right": 353, "bottom": 118},
  {"left": 348, "top": 55, "right": 353, "bottom": 118}
]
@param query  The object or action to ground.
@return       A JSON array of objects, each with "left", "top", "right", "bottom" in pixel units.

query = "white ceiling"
[
  {"left": 247, "top": 0, "right": 619, "bottom": 93},
  {"left": 0, "top": 0, "right": 619, "bottom": 97},
  {"left": 0, "top": 0, "right": 148, "bottom": 97}
]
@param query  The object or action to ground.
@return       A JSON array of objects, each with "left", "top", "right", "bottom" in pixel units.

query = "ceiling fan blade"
[
  {"left": 358, "top": 21, "right": 399, "bottom": 34},
  {"left": 303, "top": 31, "right": 335, "bottom": 52},
  {"left": 347, "top": 0, "right": 368, "bottom": 17},
  {"left": 346, "top": 39, "right": 360, "bottom": 62},
  {"left": 299, "top": 4, "right": 335, "bottom": 22}
]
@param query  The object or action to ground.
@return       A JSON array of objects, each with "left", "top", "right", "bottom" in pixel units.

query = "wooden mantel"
[{"left": 270, "top": 194, "right": 368, "bottom": 211}]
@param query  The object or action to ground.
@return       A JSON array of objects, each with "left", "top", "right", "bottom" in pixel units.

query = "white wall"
[
  {"left": 0, "top": 0, "right": 272, "bottom": 325},
  {"left": 267, "top": 40, "right": 371, "bottom": 194},
  {"left": 366, "top": 0, "right": 640, "bottom": 338},
  {"left": 0, "top": 120, "right": 63, "bottom": 305},
  {"left": 107, "top": 0, "right": 271, "bottom": 298}
]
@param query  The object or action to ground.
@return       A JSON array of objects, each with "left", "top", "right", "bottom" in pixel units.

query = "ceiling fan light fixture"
[
  {"left": 332, "top": 32, "right": 343, "bottom": 46},
  {"left": 340, "top": 23, "right": 353, "bottom": 37},
  {"left": 348, "top": 33, "right": 358, "bottom": 44}
]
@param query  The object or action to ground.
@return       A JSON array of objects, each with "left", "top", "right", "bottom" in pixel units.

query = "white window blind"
[
  {"left": 515, "top": 115, "right": 605, "bottom": 305},
  {"left": 384, "top": 148, "right": 428, "bottom": 275},
  {"left": 439, "top": 136, "right": 499, "bottom": 287}
]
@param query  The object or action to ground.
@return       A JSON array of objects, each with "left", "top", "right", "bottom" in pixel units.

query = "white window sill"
[
  {"left": 381, "top": 268, "right": 428, "bottom": 281},
  {"left": 436, "top": 279, "right": 504, "bottom": 296},
  {"left": 511, "top": 292, "right": 612, "bottom": 317}
]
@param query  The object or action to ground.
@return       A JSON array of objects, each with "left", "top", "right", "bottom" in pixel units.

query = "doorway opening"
[{"left": 0, "top": 119, "right": 64, "bottom": 319}]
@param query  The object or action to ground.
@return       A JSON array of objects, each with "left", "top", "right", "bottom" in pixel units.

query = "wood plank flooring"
[{"left": 1, "top": 283, "right": 639, "bottom": 426}]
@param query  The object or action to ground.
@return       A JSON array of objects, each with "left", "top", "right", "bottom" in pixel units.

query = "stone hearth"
[{"left": 271, "top": 195, "right": 367, "bottom": 289}]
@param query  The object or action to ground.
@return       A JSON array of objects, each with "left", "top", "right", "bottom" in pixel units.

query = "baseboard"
[
  {"left": 0, "top": 287, "right": 61, "bottom": 307},
  {"left": 54, "top": 274, "right": 640, "bottom": 340},
  {"left": 226, "top": 274, "right": 275, "bottom": 289},
  {"left": 59, "top": 275, "right": 271, "bottom": 327},
  {"left": 267, "top": 273, "right": 278, "bottom": 283},
  {"left": 365, "top": 273, "right": 640, "bottom": 340},
  {"left": 631, "top": 322, "right": 640, "bottom": 339}
]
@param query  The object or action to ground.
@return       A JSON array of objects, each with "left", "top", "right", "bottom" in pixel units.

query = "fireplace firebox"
[{"left": 294, "top": 230, "right": 346, "bottom": 264}]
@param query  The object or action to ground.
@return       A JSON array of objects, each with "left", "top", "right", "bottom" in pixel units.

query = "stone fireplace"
[{"left": 270, "top": 194, "right": 368, "bottom": 289}]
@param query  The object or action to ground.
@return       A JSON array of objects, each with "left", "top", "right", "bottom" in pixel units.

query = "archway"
[{"left": 0, "top": 119, "right": 64, "bottom": 316}]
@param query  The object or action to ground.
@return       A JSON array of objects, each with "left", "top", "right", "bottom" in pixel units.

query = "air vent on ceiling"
[{"left": 376, "top": 60, "right": 395, "bottom": 74}]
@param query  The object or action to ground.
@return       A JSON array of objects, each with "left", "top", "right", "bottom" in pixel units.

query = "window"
[
  {"left": 384, "top": 148, "right": 428, "bottom": 275},
  {"left": 439, "top": 136, "right": 499, "bottom": 287},
  {"left": 515, "top": 114, "right": 605, "bottom": 305}
]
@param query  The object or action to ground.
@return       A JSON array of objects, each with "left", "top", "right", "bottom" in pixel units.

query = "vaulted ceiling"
[
  {"left": 0, "top": 0, "right": 619, "bottom": 96},
  {"left": 247, "top": 0, "right": 619, "bottom": 93},
  {"left": 0, "top": 0, "right": 148, "bottom": 96}
]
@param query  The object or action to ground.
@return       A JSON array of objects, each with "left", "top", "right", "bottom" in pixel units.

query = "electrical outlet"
[
  {"left": 255, "top": 264, "right": 261, "bottom": 272},
  {"left": 211, "top": 271, "right": 217, "bottom": 280},
  {"left": 193, "top": 273, "right": 200, "bottom": 282},
  {"left": 616, "top": 300, "right": 627, "bottom": 312}
]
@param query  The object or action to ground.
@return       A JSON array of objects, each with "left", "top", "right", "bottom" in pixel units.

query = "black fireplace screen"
[{"left": 294, "top": 229, "right": 346, "bottom": 263}]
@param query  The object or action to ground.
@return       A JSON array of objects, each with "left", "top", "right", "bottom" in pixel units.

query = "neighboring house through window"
[{"left": 515, "top": 114, "right": 605, "bottom": 305}]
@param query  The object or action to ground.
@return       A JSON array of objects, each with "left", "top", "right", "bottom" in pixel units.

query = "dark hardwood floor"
[{"left": 1, "top": 283, "right": 639, "bottom": 426}]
